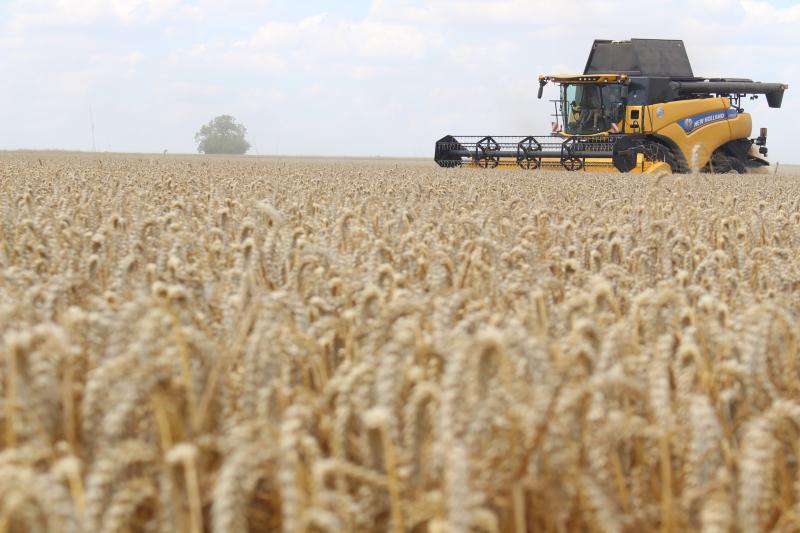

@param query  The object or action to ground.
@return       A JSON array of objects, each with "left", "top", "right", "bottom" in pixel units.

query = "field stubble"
[{"left": 1, "top": 152, "right": 800, "bottom": 532}]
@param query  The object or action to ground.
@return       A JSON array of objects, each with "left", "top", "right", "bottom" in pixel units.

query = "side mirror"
[
  {"left": 620, "top": 86, "right": 629, "bottom": 99},
  {"left": 537, "top": 81, "right": 546, "bottom": 99}
]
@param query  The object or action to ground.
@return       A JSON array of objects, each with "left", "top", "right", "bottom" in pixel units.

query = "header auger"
[{"left": 434, "top": 39, "right": 787, "bottom": 173}]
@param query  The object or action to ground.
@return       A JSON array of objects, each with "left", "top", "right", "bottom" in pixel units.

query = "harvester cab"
[
  {"left": 540, "top": 74, "right": 629, "bottom": 135},
  {"left": 435, "top": 39, "right": 788, "bottom": 173}
]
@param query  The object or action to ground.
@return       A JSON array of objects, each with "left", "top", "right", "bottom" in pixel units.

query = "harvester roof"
[
  {"left": 583, "top": 39, "right": 694, "bottom": 78},
  {"left": 535, "top": 38, "right": 787, "bottom": 108}
]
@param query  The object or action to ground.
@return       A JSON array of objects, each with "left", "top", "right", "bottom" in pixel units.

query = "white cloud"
[
  {"left": 168, "top": 9, "right": 445, "bottom": 77},
  {"left": 740, "top": 0, "right": 800, "bottom": 24},
  {"left": 9, "top": 0, "right": 182, "bottom": 27},
  {"left": 352, "top": 20, "right": 439, "bottom": 58},
  {"left": 369, "top": 0, "right": 626, "bottom": 25},
  {"left": 351, "top": 65, "right": 378, "bottom": 80},
  {"left": 243, "top": 13, "right": 443, "bottom": 61},
  {"left": 305, "top": 83, "right": 323, "bottom": 96},
  {"left": 171, "top": 41, "right": 288, "bottom": 71},
  {"left": 91, "top": 50, "right": 145, "bottom": 66},
  {"left": 176, "top": 0, "right": 272, "bottom": 22},
  {"left": 87, "top": 50, "right": 145, "bottom": 80},
  {"left": 250, "top": 20, "right": 308, "bottom": 48},
  {"left": 238, "top": 87, "right": 288, "bottom": 111},
  {"left": 53, "top": 69, "right": 97, "bottom": 97}
]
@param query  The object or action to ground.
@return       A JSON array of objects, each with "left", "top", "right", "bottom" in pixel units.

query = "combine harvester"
[{"left": 434, "top": 39, "right": 787, "bottom": 173}]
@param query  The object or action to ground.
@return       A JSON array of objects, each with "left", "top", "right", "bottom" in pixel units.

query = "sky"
[{"left": 0, "top": 0, "right": 798, "bottom": 161}]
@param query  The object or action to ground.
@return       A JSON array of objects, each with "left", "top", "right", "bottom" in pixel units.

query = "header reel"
[{"left": 435, "top": 134, "right": 640, "bottom": 172}]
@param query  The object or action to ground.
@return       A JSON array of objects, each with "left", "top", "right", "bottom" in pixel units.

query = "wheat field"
[{"left": 1, "top": 151, "right": 799, "bottom": 532}]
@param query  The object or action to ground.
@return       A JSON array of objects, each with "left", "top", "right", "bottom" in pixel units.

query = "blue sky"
[{"left": 0, "top": 0, "right": 797, "bottom": 161}]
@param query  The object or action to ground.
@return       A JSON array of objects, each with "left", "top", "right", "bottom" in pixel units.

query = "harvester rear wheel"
[
  {"left": 707, "top": 140, "right": 750, "bottom": 174},
  {"left": 709, "top": 152, "right": 745, "bottom": 174}
]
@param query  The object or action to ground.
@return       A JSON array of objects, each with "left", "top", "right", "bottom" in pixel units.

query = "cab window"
[{"left": 561, "top": 83, "right": 625, "bottom": 134}]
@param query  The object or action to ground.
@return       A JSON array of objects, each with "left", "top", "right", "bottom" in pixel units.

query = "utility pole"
[{"left": 89, "top": 104, "right": 96, "bottom": 152}]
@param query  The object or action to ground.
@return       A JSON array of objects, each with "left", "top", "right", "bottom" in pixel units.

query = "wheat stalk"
[{"left": 0, "top": 152, "right": 799, "bottom": 531}]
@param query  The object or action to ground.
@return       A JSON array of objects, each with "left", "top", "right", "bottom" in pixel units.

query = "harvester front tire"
[
  {"left": 611, "top": 135, "right": 646, "bottom": 173},
  {"left": 659, "top": 147, "right": 678, "bottom": 173}
]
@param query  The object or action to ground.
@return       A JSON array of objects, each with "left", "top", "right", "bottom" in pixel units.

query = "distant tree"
[{"left": 195, "top": 115, "right": 251, "bottom": 155}]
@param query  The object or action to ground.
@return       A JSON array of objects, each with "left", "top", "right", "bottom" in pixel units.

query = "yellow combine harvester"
[{"left": 434, "top": 39, "right": 787, "bottom": 173}]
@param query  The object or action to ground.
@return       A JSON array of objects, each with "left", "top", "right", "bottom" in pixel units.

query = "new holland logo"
[{"left": 680, "top": 108, "right": 737, "bottom": 134}]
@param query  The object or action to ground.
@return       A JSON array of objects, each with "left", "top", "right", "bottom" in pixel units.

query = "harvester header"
[{"left": 435, "top": 38, "right": 787, "bottom": 173}]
